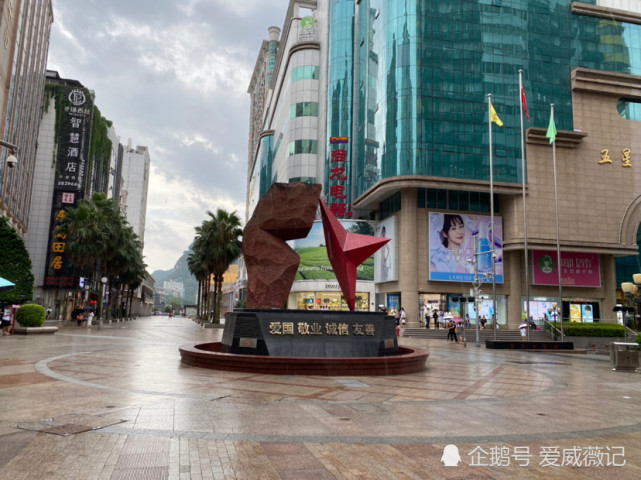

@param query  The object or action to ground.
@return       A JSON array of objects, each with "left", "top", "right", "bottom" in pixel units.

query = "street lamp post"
[{"left": 468, "top": 236, "right": 491, "bottom": 348}]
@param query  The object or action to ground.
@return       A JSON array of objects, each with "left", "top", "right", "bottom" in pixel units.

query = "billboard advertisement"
[
  {"left": 429, "top": 212, "right": 503, "bottom": 283},
  {"left": 374, "top": 216, "right": 396, "bottom": 282},
  {"left": 532, "top": 251, "right": 600, "bottom": 287},
  {"left": 288, "top": 220, "right": 375, "bottom": 281},
  {"left": 44, "top": 85, "right": 94, "bottom": 288}
]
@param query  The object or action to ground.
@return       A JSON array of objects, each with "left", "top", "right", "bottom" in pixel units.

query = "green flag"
[{"left": 546, "top": 111, "right": 557, "bottom": 144}]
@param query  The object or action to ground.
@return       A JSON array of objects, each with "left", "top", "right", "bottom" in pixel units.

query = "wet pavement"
[{"left": 0, "top": 315, "right": 640, "bottom": 479}]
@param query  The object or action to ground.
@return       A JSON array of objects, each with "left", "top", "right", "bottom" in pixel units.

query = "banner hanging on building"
[
  {"left": 44, "top": 85, "right": 94, "bottom": 288},
  {"left": 532, "top": 250, "right": 601, "bottom": 287}
]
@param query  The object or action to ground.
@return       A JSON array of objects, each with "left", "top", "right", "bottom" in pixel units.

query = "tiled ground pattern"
[{"left": 0, "top": 317, "right": 640, "bottom": 479}]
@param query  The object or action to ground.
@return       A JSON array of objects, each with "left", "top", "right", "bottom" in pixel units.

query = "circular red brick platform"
[{"left": 179, "top": 342, "right": 429, "bottom": 376}]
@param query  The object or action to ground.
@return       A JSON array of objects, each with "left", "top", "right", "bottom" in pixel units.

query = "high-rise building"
[
  {"left": 26, "top": 71, "right": 113, "bottom": 312},
  {"left": 249, "top": 0, "right": 641, "bottom": 326},
  {"left": 119, "top": 141, "right": 150, "bottom": 243},
  {"left": 0, "top": 0, "right": 54, "bottom": 233}
]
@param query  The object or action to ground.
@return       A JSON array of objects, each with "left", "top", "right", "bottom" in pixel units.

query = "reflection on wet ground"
[{"left": 0, "top": 316, "right": 640, "bottom": 479}]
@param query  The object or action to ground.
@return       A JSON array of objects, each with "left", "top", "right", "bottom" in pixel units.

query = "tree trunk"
[
  {"left": 214, "top": 274, "right": 223, "bottom": 325},
  {"left": 196, "top": 280, "right": 202, "bottom": 318}
]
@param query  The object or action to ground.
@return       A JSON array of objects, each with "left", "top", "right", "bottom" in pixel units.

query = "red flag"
[{"left": 521, "top": 86, "right": 530, "bottom": 121}]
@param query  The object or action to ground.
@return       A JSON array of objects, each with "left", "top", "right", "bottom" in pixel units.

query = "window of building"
[
  {"left": 617, "top": 98, "right": 641, "bottom": 121},
  {"left": 290, "top": 102, "right": 319, "bottom": 118},
  {"left": 289, "top": 177, "right": 316, "bottom": 184},
  {"left": 288, "top": 139, "right": 318, "bottom": 156},
  {"left": 291, "top": 65, "right": 319, "bottom": 82},
  {"left": 418, "top": 188, "right": 495, "bottom": 213}
]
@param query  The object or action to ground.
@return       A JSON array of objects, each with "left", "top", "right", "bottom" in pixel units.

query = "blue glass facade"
[
  {"left": 342, "top": 0, "right": 641, "bottom": 198},
  {"left": 326, "top": 0, "right": 356, "bottom": 215},
  {"left": 258, "top": 134, "right": 274, "bottom": 198}
]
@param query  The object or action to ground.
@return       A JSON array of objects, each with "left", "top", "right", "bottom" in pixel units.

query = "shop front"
[
  {"left": 524, "top": 297, "right": 601, "bottom": 325},
  {"left": 288, "top": 280, "right": 375, "bottom": 312}
]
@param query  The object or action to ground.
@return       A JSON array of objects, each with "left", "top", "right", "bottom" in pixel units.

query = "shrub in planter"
[
  {"left": 16, "top": 304, "right": 46, "bottom": 327},
  {"left": 550, "top": 322, "right": 625, "bottom": 337},
  {"left": 636, "top": 332, "right": 641, "bottom": 346}
]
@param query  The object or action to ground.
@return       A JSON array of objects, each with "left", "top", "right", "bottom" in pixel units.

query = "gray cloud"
[{"left": 48, "top": 0, "right": 290, "bottom": 272}]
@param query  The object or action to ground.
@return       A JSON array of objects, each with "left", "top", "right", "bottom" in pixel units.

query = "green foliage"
[
  {"left": 550, "top": 322, "right": 626, "bottom": 337},
  {"left": 346, "top": 222, "right": 375, "bottom": 236},
  {"left": 636, "top": 332, "right": 641, "bottom": 345},
  {"left": 162, "top": 246, "right": 201, "bottom": 303},
  {"left": 191, "top": 209, "right": 243, "bottom": 323},
  {"left": 89, "top": 105, "right": 113, "bottom": 189},
  {"left": 43, "top": 83, "right": 113, "bottom": 195},
  {"left": 0, "top": 217, "right": 34, "bottom": 304},
  {"left": 16, "top": 304, "right": 46, "bottom": 327},
  {"left": 165, "top": 293, "right": 188, "bottom": 306}
]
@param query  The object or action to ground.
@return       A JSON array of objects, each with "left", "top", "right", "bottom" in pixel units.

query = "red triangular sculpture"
[{"left": 319, "top": 200, "right": 391, "bottom": 311}]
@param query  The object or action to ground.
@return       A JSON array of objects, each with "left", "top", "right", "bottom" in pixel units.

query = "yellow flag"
[{"left": 490, "top": 103, "right": 503, "bottom": 127}]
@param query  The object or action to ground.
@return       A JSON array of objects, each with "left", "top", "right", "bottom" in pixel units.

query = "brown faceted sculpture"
[{"left": 243, "top": 182, "right": 322, "bottom": 309}]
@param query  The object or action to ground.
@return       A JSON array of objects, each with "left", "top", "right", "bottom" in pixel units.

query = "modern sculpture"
[
  {"left": 243, "top": 182, "right": 321, "bottom": 309},
  {"left": 180, "top": 182, "right": 429, "bottom": 375}
]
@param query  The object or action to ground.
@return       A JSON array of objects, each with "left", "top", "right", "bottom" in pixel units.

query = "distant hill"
[{"left": 151, "top": 247, "right": 198, "bottom": 304}]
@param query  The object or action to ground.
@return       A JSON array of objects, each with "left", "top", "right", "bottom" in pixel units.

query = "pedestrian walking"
[
  {"left": 447, "top": 320, "right": 458, "bottom": 343},
  {"left": 1, "top": 304, "right": 11, "bottom": 336},
  {"left": 433, "top": 310, "right": 439, "bottom": 329}
]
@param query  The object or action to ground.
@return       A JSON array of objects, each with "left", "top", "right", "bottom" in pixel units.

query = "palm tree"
[
  {"left": 191, "top": 209, "right": 242, "bottom": 323},
  {"left": 187, "top": 248, "right": 208, "bottom": 319},
  {"left": 112, "top": 226, "right": 145, "bottom": 319},
  {"left": 56, "top": 196, "right": 106, "bottom": 281},
  {"left": 209, "top": 210, "right": 243, "bottom": 322},
  {"left": 57, "top": 192, "right": 146, "bottom": 321}
]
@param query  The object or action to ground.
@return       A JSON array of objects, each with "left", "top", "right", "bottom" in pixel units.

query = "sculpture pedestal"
[{"left": 221, "top": 309, "right": 397, "bottom": 357}]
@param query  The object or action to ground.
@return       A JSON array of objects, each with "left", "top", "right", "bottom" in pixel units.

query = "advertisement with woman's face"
[
  {"left": 429, "top": 212, "right": 503, "bottom": 283},
  {"left": 375, "top": 216, "right": 396, "bottom": 282}
]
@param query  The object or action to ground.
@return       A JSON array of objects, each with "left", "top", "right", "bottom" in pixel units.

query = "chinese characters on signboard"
[
  {"left": 268, "top": 321, "right": 375, "bottom": 336},
  {"left": 328, "top": 137, "right": 352, "bottom": 219},
  {"left": 599, "top": 147, "right": 631, "bottom": 167},
  {"left": 532, "top": 251, "right": 600, "bottom": 287},
  {"left": 44, "top": 86, "right": 94, "bottom": 288}
]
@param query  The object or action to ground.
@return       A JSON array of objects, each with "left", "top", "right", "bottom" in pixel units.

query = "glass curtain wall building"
[{"left": 249, "top": 0, "right": 641, "bottom": 325}]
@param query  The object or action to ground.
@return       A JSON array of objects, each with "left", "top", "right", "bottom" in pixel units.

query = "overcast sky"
[{"left": 46, "top": 0, "right": 290, "bottom": 274}]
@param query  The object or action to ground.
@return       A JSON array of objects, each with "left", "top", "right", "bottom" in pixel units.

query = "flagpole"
[
  {"left": 488, "top": 94, "right": 497, "bottom": 341},
  {"left": 550, "top": 103, "right": 564, "bottom": 341},
  {"left": 519, "top": 70, "right": 530, "bottom": 340}
]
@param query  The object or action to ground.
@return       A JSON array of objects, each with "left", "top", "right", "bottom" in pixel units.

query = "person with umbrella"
[{"left": 519, "top": 322, "right": 528, "bottom": 341}]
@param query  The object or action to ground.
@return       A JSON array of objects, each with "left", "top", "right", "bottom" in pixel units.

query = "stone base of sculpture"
[{"left": 220, "top": 309, "right": 398, "bottom": 357}]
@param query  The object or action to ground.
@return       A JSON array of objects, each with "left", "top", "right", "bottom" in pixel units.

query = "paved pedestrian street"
[{"left": 0, "top": 316, "right": 640, "bottom": 479}]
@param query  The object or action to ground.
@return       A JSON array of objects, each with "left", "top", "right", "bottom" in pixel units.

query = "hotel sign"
[{"left": 44, "top": 85, "right": 94, "bottom": 288}]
